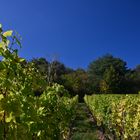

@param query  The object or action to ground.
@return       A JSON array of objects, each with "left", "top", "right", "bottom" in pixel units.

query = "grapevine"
[{"left": 0, "top": 24, "right": 78, "bottom": 140}]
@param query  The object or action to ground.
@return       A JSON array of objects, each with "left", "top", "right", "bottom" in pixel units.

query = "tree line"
[{"left": 28, "top": 54, "right": 140, "bottom": 101}]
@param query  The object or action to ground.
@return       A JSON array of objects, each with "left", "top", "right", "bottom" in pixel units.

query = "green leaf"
[
  {"left": 3, "top": 30, "right": 13, "bottom": 37},
  {"left": 14, "top": 36, "right": 22, "bottom": 48},
  {"left": 1, "top": 35, "right": 7, "bottom": 43},
  {"left": 0, "top": 24, "right": 2, "bottom": 33}
]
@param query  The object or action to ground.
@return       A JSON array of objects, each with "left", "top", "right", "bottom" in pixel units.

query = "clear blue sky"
[{"left": 0, "top": 0, "right": 140, "bottom": 69}]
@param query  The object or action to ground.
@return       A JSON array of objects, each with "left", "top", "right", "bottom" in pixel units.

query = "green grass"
[
  {"left": 70, "top": 103, "right": 99, "bottom": 140},
  {"left": 71, "top": 132, "right": 99, "bottom": 140}
]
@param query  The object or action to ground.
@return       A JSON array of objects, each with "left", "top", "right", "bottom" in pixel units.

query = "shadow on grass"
[{"left": 69, "top": 103, "right": 100, "bottom": 140}]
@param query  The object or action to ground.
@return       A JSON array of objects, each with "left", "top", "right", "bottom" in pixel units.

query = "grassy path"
[{"left": 69, "top": 103, "right": 102, "bottom": 140}]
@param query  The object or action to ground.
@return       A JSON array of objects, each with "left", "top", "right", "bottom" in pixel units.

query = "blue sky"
[{"left": 0, "top": 0, "right": 140, "bottom": 69}]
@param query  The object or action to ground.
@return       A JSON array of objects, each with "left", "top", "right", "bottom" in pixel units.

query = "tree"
[
  {"left": 31, "top": 58, "right": 70, "bottom": 85},
  {"left": 50, "top": 60, "right": 67, "bottom": 83},
  {"left": 129, "top": 65, "right": 140, "bottom": 93},
  {"left": 31, "top": 57, "right": 49, "bottom": 79},
  {"left": 88, "top": 54, "right": 128, "bottom": 93},
  {"left": 134, "top": 65, "right": 140, "bottom": 80},
  {"left": 60, "top": 69, "right": 91, "bottom": 101},
  {"left": 100, "top": 66, "right": 123, "bottom": 93}
]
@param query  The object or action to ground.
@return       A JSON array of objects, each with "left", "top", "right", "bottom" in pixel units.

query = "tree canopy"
[{"left": 87, "top": 54, "right": 128, "bottom": 93}]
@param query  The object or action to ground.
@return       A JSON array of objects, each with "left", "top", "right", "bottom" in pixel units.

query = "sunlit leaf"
[
  {"left": 19, "top": 58, "right": 25, "bottom": 62},
  {"left": 3, "top": 30, "right": 13, "bottom": 37},
  {"left": 0, "top": 42, "right": 5, "bottom": 48}
]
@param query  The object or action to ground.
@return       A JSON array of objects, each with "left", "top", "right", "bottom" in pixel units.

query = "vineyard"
[
  {"left": 0, "top": 24, "right": 140, "bottom": 140},
  {"left": 84, "top": 94, "right": 140, "bottom": 140},
  {"left": 0, "top": 25, "right": 79, "bottom": 139}
]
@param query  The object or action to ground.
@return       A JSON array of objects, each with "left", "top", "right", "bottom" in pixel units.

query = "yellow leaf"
[
  {"left": 0, "top": 42, "right": 5, "bottom": 48},
  {"left": 0, "top": 94, "right": 4, "bottom": 100},
  {"left": 19, "top": 58, "right": 25, "bottom": 62},
  {"left": 5, "top": 113, "right": 14, "bottom": 123},
  {"left": 116, "top": 118, "right": 121, "bottom": 123},
  {"left": 3, "top": 30, "right": 13, "bottom": 37},
  {"left": 6, "top": 115, "right": 12, "bottom": 123}
]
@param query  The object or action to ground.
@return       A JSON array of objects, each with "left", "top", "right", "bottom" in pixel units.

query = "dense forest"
[
  {"left": 0, "top": 25, "right": 140, "bottom": 140},
  {"left": 30, "top": 54, "right": 140, "bottom": 101}
]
